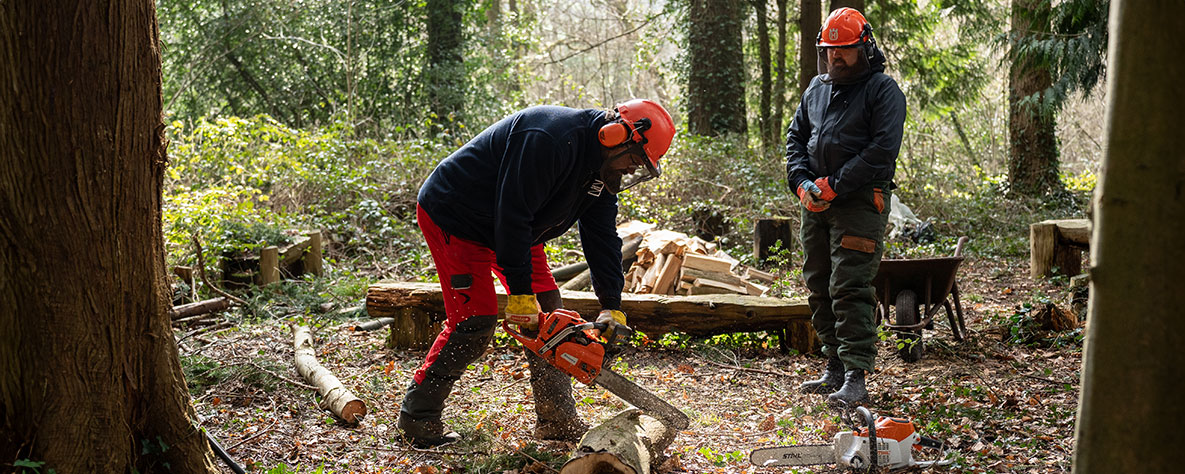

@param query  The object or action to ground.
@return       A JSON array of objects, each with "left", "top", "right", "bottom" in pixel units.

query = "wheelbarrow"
[{"left": 873, "top": 237, "right": 968, "bottom": 362}]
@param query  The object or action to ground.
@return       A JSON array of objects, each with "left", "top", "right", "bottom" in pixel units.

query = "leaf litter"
[{"left": 183, "top": 257, "right": 1081, "bottom": 473}]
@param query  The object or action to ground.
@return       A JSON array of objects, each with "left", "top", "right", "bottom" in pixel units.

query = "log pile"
[{"left": 613, "top": 222, "right": 775, "bottom": 297}]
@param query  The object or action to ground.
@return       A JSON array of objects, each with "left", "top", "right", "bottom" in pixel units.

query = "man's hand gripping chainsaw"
[{"left": 502, "top": 309, "right": 690, "bottom": 434}]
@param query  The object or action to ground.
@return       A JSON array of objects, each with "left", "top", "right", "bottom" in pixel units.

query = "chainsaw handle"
[
  {"left": 856, "top": 406, "right": 877, "bottom": 470},
  {"left": 501, "top": 319, "right": 538, "bottom": 351}
]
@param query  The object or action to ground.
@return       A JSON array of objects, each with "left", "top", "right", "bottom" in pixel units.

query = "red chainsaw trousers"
[{"left": 413, "top": 204, "right": 558, "bottom": 384}]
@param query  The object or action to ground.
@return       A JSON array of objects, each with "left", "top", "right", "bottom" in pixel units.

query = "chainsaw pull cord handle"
[{"left": 856, "top": 406, "right": 877, "bottom": 471}]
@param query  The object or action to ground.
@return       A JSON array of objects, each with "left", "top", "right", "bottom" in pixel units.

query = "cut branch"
[{"left": 292, "top": 325, "right": 367, "bottom": 424}]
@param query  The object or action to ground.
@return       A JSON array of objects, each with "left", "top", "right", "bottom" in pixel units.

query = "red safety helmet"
[
  {"left": 597, "top": 99, "right": 675, "bottom": 192},
  {"left": 816, "top": 7, "right": 872, "bottom": 48},
  {"left": 598, "top": 99, "right": 675, "bottom": 169}
]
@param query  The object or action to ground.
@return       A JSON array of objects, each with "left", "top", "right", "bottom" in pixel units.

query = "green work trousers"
[{"left": 800, "top": 184, "right": 891, "bottom": 373}]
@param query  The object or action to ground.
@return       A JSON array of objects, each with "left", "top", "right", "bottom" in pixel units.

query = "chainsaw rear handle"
[{"left": 858, "top": 406, "right": 877, "bottom": 470}]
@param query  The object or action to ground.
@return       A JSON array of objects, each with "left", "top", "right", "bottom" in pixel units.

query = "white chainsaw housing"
[{"left": 833, "top": 428, "right": 920, "bottom": 469}]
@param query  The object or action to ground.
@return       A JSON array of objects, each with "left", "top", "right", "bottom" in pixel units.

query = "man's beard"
[
  {"left": 829, "top": 60, "right": 857, "bottom": 80},
  {"left": 821, "top": 50, "right": 871, "bottom": 85}
]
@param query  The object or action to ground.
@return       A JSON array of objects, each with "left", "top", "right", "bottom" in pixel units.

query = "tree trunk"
[
  {"left": 687, "top": 0, "right": 747, "bottom": 137},
  {"left": 0, "top": 1, "right": 217, "bottom": 472},
  {"left": 828, "top": 0, "right": 864, "bottom": 11},
  {"left": 797, "top": 0, "right": 821, "bottom": 96},
  {"left": 753, "top": 0, "right": 773, "bottom": 151},
  {"left": 772, "top": 0, "right": 788, "bottom": 146},
  {"left": 1073, "top": 1, "right": 1185, "bottom": 472},
  {"left": 1008, "top": 0, "right": 1062, "bottom": 197},
  {"left": 426, "top": 0, "right": 466, "bottom": 132}
]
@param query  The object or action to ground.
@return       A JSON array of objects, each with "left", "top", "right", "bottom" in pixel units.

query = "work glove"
[
  {"left": 595, "top": 309, "right": 628, "bottom": 343},
  {"left": 505, "top": 294, "right": 542, "bottom": 330},
  {"left": 797, "top": 181, "right": 830, "bottom": 212},
  {"left": 813, "top": 177, "right": 837, "bottom": 202}
]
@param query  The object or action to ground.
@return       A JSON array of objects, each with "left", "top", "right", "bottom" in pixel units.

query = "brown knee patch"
[{"left": 840, "top": 235, "right": 877, "bottom": 253}]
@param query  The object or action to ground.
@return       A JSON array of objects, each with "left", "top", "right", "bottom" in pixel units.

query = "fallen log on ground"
[
  {"left": 561, "top": 408, "right": 676, "bottom": 474},
  {"left": 352, "top": 317, "right": 396, "bottom": 331},
  {"left": 293, "top": 325, "right": 367, "bottom": 424},
  {"left": 169, "top": 297, "right": 231, "bottom": 320},
  {"left": 366, "top": 282, "right": 816, "bottom": 352}
]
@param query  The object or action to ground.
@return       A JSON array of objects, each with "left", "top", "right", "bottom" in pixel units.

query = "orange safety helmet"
[
  {"left": 597, "top": 99, "right": 676, "bottom": 169},
  {"left": 816, "top": 7, "right": 873, "bottom": 48}
]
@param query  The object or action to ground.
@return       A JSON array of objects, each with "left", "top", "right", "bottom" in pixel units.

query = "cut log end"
[
  {"left": 340, "top": 399, "right": 367, "bottom": 424},
  {"left": 560, "top": 453, "right": 638, "bottom": 474}
]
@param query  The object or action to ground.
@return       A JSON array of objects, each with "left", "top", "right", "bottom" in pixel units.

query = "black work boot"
[
  {"left": 526, "top": 349, "right": 588, "bottom": 442},
  {"left": 397, "top": 412, "right": 460, "bottom": 448},
  {"left": 799, "top": 357, "right": 845, "bottom": 394},
  {"left": 827, "top": 369, "right": 870, "bottom": 406},
  {"left": 398, "top": 315, "right": 498, "bottom": 448}
]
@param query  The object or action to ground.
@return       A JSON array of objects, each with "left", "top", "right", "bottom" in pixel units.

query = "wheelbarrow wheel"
[{"left": 895, "top": 290, "right": 924, "bottom": 362}]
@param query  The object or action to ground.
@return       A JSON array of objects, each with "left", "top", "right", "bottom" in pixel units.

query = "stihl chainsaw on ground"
[
  {"left": 750, "top": 406, "right": 951, "bottom": 470},
  {"left": 502, "top": 309, "right": 689, "bottom": 433}
]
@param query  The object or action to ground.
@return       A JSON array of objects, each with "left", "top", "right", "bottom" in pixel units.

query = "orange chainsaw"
[{"left": 502, "top": 309, "right": 689, "bottom": 433}]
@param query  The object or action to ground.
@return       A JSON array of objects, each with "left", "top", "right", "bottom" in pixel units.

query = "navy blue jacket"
[
  {"left": 418, "top": 106, "right": 624, "bottom": 310},
  {"left": 785, "top": 60, "right": 906, "bottom": 194}
]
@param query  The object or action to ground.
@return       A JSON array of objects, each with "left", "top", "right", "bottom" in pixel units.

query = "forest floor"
[{"left": 184, "top": 254, "right": 1084, "bottom": 474}]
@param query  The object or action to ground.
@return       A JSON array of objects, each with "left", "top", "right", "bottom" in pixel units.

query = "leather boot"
[
  {"left": 526, "top": 348, "right": 589, "bottom": 442},
  {"left": 397, "top": 410, "right": 461, "bottom": 448},
  {"left": 398, "top": 315, "right": 497, "bottom": 448},
  {"left": 799, "top": 357, "right": 844, "bottom": 394},
  {"left": 827, "top": 369, "right": 870, "bottom": 406}
]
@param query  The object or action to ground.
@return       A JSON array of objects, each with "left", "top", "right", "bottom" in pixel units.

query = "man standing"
[
  {"left": 785, "top": 8, "right": 906, "bottom": 406},
  {"left": 398, "top": 100, "right": 676, "bottom": 447}
]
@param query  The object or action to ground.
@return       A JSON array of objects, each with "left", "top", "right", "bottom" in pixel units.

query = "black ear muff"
[{"left": 598, "top": 121, "right": 632, "bottom": 147}]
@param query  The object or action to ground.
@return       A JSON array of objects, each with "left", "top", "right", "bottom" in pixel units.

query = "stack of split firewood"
[{"left": 617, "top": 221, "right": 775, "bottom": 296}]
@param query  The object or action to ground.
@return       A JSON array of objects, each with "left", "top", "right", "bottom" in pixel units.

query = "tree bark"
[
  {"left": 797, "top": 0, "right": 821, "bottom": 96},
  {"left": 1008, "top": 0, "right": 1062, "bottom": 197},
  {"left": 686, "top": 0, "right": 747, "bottom": 137},
  {"left": 0, "top": 1, "right": 217, "bottom": 471},
  {"left": 1073, "top": 1, "right": 1185, "bottom": 472}
]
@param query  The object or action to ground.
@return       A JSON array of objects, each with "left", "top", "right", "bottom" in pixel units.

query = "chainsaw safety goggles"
[{"left": 599, "top": 143, "right": 661, "bottom": 194}]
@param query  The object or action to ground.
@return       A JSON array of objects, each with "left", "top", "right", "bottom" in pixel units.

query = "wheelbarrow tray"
[{"left": 872, "top": 256, "right": 964, "bottom": 307}]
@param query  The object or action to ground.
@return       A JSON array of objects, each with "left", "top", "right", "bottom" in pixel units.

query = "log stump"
[{"left": 754, "top": 217, "right": 795, "bottom": 264}]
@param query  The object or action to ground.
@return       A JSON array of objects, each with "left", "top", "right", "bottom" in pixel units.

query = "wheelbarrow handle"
[{"left": 954, "top": 236, "right": 968, "bottom": 258}]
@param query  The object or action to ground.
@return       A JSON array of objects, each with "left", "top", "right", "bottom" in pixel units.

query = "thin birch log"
[
  {"left": 293, "top": 325, "right": 367, "bottom": 424},
  {"left": 169, "top": 297, "right": 231, "bottom": 320},
  {"left": 352, "top": 317, "right": 396, "bottom": 331}
]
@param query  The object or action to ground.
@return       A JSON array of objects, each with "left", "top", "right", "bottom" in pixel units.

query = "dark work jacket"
[
  {"left": 417, "top": 106, "right": 624, "bottom": 310},
  {"left": 785, "top": 68, "right": 906, "bottom": 195}
]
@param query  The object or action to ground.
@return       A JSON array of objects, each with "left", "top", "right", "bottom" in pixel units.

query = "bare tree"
[
  {"left": 771, "top": 0, "right": 788, "bottom": 144},
  {"left": 1072, "top": 1, "right": 1185, "bottom": 472},
  {"left": 753, "top": 0, "right": 773, "bottom": 150},
  {"left": 0, "top": 1, "right": 218, "bottom": 471}
]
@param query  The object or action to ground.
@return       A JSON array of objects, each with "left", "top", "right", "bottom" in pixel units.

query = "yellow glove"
[
  {"left": 505, "top": 294, "right": 541, "bottom": 329},
  {"left": 595, "top": 309, "right": 628, "bottom": 341}
]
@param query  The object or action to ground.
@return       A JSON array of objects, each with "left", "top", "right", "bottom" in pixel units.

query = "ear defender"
[{"left": 598, "top": 121, "right": 632, "bottom": 147}]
